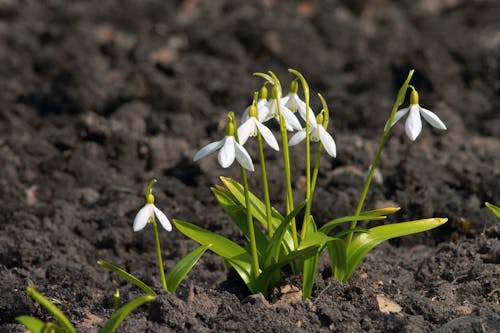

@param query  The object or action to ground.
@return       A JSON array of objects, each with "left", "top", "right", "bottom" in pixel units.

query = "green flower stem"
[
  {"left": 276, "top": 102, "right": 298, "bottom": 249},
  {"left": 257, "top": 132, "right": 273, "bottom": 238},
  {"left": 240, "top": 166, "right": 260, "bottom": 280},
  {"left": 152, "top": 218, "right": 167, "bottom": 291},
  {"left": 346, "top": 70, "right": 414, "bottom": 247},
  {"left": 310, "top": 145, "right": 323, "bottom": 198}
]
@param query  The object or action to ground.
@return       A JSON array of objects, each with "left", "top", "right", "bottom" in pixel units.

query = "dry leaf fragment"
[{"left": 376, "top": 294, "right": 402, "bottom": 314}]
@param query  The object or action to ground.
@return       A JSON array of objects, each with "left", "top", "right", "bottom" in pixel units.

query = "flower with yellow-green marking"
[
  {"left": 133, "top": 182, "right": 172, "bottom": 232},
  {"left": 238, "top": 105, "right": 280, "bottom": 151},
  {"left": 282, "top": 80, "right": 317, "bottom": 127},
  {"left": 289, "top": 113, "right": 336, "bottom": 157}
]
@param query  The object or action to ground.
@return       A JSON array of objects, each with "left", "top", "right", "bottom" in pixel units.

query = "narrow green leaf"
[
  {"left": 326, "top": 238, "right": 347, "bottom": 280},
  {"left": 173, "top": 219, "right": 254, "bottom": 290},
  {"left": 26, "top": 287, "right": 76, "bottom": 333},
  {"left": 212, "top": 187, "right": 268, "bottom": 259},
  {"left": 220, "top": 177, "right": 295, "bottom": 253},
  {"left": 485, "top": 202, "right": 500, "bottom": 219},
  {"left": 332, "top": 227, "right": 368, "bottom": 239},
  {"left": 97, "top": 261, "right": 155, "bottom": 296},
  {"left": 255, "top": 246, "right": 319, "bottom": 294},
  {"left": 101, "top": 294, "right": 155, "bottom": 333},
  {"left": 15, "top": 316, "right": 45, "bottom": 333},
  {"left": 319, "top": 213, "right": 386, "bottom": 234},
  {"left": 343, "top": 218, "right": 448, "bottom": 281},
  {"left": 167, "top": 244, "right": 211, "bottom": 293},
  {"left": 263, "top": 201, "right": 307, "bottom": 267},
  {"left": 395, "top": 69, "right": 414, "bottom": 107}
]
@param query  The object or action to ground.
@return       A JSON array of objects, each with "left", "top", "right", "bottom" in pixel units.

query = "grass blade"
[
  {"left": 167, "top": 244, "right": 211, "bottom": 292},
  {"left": 343, "top": 218, "right": 447, "bottom": 281},
  {"left": 101, "top": 294, "right": 155, "bottom": 333},
  {"left": 97, "top": 261, "right": 155, "bottom": 296},
  {"left": 26, "top": 287, "right": 76, "bottom": 333},
  {"left": 485, "top": 202, "right": 500, "bottom": 219},
  {"left": 15, "top": 316, "right": 45, "bottom": 333}
]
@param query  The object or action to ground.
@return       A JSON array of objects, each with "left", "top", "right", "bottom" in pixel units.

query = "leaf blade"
[
  {"left": 101, "top": 294, "right": 155, "bottom": 333},
  {"left": 97, "top": 261, "right": 155, "bottom": 296},
  {"left": 166, "top": 245, "right": 211, "bottom": 293},
  {"left": 15, "top": 316, "right": 45, "bottom": 333},
  {"left": 26, "top": 287, "right": 76, "bottom": 333}
]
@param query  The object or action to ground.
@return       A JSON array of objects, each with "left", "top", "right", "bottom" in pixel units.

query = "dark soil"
[{"left": 1, "top": 0, "right": 499, "bottom": 332}]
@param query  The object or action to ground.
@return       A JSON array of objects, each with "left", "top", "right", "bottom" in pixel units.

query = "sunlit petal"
[
  {"left": 234, "top": 142, "right": 254, "bottom": 171},
  {"left": 318, "top": 127, "right": 337, "bottom": 157},
  {"left": 385, "top": 107, "right": 410, "bottom": 130},
  {"left": 193, "top": 139, "right": 225, "bottom": 162},
  {"left": 280, "top": 106, "right": 302, "bottom": 131},
  {"left": 153, "top": 206, "right": 172, "bottom": 231},
  {"left": 289, "top": 130, "right": 307, "bottom": 146},
  {"left": 237, "top": 118, "right": 255, "bottom": 145},
  {"left": 133, "top": 204, "right": 153, "bottom": 232},
  {"left": 405, "top": 105, "right": 422, "bottom": 141},
  {"left": 256, "top": 121, "right": 279, "bottom": 151},
  {"left": 295, "top": 98, "right": 317, "bottom": 127},
  {"left": 218, "top": 137, "right": 236, "bottom": 168},
  {"left": 419, "top": 107, "right": 447, "bottom": 130}
]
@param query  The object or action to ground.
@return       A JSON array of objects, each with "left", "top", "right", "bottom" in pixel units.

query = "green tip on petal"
[
  {"left": 226, "top": 119, "right": 235, "bottom": 136},
  {"left": 259, "top": 84, "right": 268, "bottom": 99},
  {"left": 249, "top": 105, "right": 258, "bottom": 118},
  {"left": 409, "top": 86, "right": 419, "bottom": 105},
  {"left": 316, "top": 113, "right": 324, "bottom": 126},
  {"left": 317, "top": 93, "right": 329, "bottom": 129},
  {"left": 290, "top": 80, "right": 299, "bottom": 94}
]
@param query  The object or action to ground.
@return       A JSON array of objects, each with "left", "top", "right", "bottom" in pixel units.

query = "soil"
[{"left": 0, "top": 0, "right": 499, "bottom": 332}]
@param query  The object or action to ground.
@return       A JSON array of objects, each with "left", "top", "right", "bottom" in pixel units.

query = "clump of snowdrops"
[{"left": 175, "top": 68, "right": 448, "bottom": 299}]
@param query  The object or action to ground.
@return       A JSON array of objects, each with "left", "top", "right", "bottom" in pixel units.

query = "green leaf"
[
  {"left": 16, "top": 316, "right": 45, "bottom": 333},
  {"left": 220, "top": 177, "right": 295, "bottom": 253},
  {"left": 101, "top": 294, "right": 155, "bottom": 333},
  {"left": 211, "top": 186, "right": 268, "bottom": 259},
  {"left": 254, "top": 245, "right": 319, "bottom": 294},
  {"left": 263, "top": 201, "right": 307, "bottom": 267},
  {"left": 26, "top": 287, "right": 76, "bottom": 333},
  {"left": 326, "top": 238, "right": 347, "bottom": 280},
  {"left": 319, "top": 213, "right": 386, "bottom": 234},
  {"left": 97, "top": 261, "right": 155, "bottom": 296},
  {"left": 395, "top": 69, "right": 414, "bottom": 107},
  {"left": 343, "top": 218, "right": 448, "bottom": 282},
  {"left": 485, "top": 202, "right": 500, "bottom": 219},
  {"left": 167, "top": 244, "right": 211, "bottom": 293},
  {"left": 332, "top": 227, "right": 368, "bottom": 239},
  {"left": 173, "top": 219, "right": 255, "bottom": 291}
]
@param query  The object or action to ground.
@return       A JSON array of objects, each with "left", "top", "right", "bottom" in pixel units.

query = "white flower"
[
  {"left": 133, "top": 203, "right": 172, "bottom": 232},
  {"left": 281, "top": 92, "right": 317, "bottom": 127},
  {"left": 387, "top": 89, "right": 447, "bottom": 141},
  {"left": 193, "top": 135, "right": 255, "bottom": 171},
  {"left": 242, "top": 99, "right": 269, "bottom": 123},
  {"left": 289, "top": 122, "right": 337, "bottom": 157},
  {"left": 265, "top": 98, "right": 302, "bottom": 131},
  {"left": 238, "top": 112, "right": 280, "bottom": 151}
]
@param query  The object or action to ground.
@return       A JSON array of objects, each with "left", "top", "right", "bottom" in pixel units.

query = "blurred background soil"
[{"left": 0, "top": 0, "right": 498, "bottom": 332}]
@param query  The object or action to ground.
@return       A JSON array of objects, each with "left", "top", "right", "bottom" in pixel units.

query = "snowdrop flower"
[
  {"left": 133, "top": 180, "right": 172, "bottom": 232},
  {"left": 238, "top": 104, "right": 279, "bottom": 151},
  {"left": 388, "top": 87, "right": 447, "bottom": 141},
  {"left": 242, "top": 85, "right": 270, "bottom": 123},
  {"left": 193, "top": 116, "right": 255, "bottom": 171},
  {"left": 265, "top": 86, "right": 302, "bottom": 131},
  {"left": 289, "top": 113, "right": 336, "bottom": 157},
  {"left": 281, "top": 80, "right": 317, "bottom": 127}
]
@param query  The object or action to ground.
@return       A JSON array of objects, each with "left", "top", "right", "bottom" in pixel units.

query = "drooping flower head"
[
  {"left": 289, "top": 111, "right": 337, "bottom": 157},
  {"left": 238, "top": 94, "right": 280, "bottom": 151},
  {"left": 133, "top": 179, "right": 172, "bottom": 232},
  {"left": 265, "top": 85, "right": 302, "bottom": 131},
  {"left": 193, "top": 113, "right": 255, "bottom": 171},
  {"left": 281, "top": 80, "right": 317, "bottom": 127},
  {"left": 242, "top": 84, "right": 270, "bottom": 123},
  {"left": 388, "top": 86, "right": 447, "bottom": 141}
]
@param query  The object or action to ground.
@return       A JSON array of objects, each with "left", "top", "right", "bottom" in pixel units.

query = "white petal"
[
  {"left": 193, "top": 139, "right": 225, "bottom": 162},
  {"left": 218, "top": 137, "right": 236, "bottom": 168},
  {"left": 242, "top": 105, "right": 251, "bottom": 123},
  {"left": 237, "top": 118, "right": 255, "bottom": 146},
  {"left": 319, "top": 127, "right": 337, "bottom": 157},
  {"left": 296, "top": 98, "right": 317, "bottom": 127},
  {"left": 154, "top": 206, "right": 172, "bottom": 231},
  {"left": 234, "top": 142, "right": 254, "bottom": 171},
  {"left": 405, "top": 105, "right": 422, "bottom": 141},
  {"left": 289, "top": 130, "right": 307, "bottom": 146},
  {"left": 133, "top": 204, "right": 153, "bottom": 232},
  {"left": 280, "top": 106, "right": 302, "bottom": 131},
  {"left": 281, "top": 94, "right": 291, "bottom": 106},
  {"left": 419, "top": 107, "right": 447, "bottom": 130},
  {"left": 257, "top": 99, "right": 270, "bottom": 122},
  {"left": 256, "top": 121, "right": 279, "bottom": 151},
  {"left": 385, "top": 107, "right": 410, "bottom": 130}
]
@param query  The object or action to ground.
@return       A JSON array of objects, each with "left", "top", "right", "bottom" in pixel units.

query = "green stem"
[
  {"left": 257, "top": 132, "right": 273, "bottom": 238},
  {"left": 276, "top": 104, "right": 298, "bottom": 249},
  {"left": 345, "top": 70, "right": 414, "bottom": 247},
  {"left": 240, "top": 166, "right": 260, "bottom": 280},
  {"left": 310, "top": 145, "right": 323, "bottom": 197},
  {"left": 152, "top": 218, "right": 167, "bottom": 291}
]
